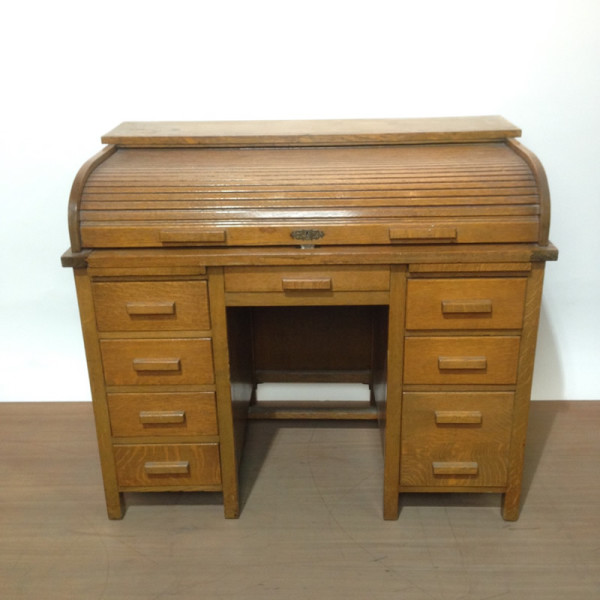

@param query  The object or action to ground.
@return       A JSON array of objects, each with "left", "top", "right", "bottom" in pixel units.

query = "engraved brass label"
[{"left": 290, "top": 229, "right": 325, "bottom": 241}]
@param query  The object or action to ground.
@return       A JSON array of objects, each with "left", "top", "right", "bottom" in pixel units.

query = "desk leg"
[
  {"left": 383, "top": 266, "right": 407, "bottom": 520},
  {"left": 73, "top": 268, "right": 124, "bottom": 519},
  {"left": 503, "top": 263, "right": 545, "bottom": 521},
  {"left": 208, "top": 268, "right": 242, "bottom": 519}
]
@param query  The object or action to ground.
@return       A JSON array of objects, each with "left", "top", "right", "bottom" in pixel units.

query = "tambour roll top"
[{"left": 67, "top": 116, "right": 551, "bottom": 252}]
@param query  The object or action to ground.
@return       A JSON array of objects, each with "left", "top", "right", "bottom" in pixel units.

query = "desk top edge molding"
[{"left": 101, "top": 116, "right": 521, "bottom": 147}]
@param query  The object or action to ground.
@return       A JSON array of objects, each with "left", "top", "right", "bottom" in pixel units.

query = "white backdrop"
[{"left": 1, "top": 0, "right": 598, "bottom": 401}]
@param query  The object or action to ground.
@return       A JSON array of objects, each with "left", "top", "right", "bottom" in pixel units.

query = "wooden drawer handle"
[
  {"left": 144, "top": 461, "right": 190, "bottom": 475},
  {"left": 160, "top": 229, "right": 227, "bottom": 244},
  {"left": 133, "top": 358, "right": 181, "bottom": 372},
  {"left": 281, "top": 278, "right": 332, "bottom": 291},
  {"left": 441, "top": 299, "right": 493, "bottom": 314},
  {"left": 435, "top": 410, "right": 482, "bottom": 425},
  {"left": 389, "top": 226, "right": 457, "bottom": 241},
  {"left": 139, "top": 410, "right": 186, "bottom": 425},
  {"left": 438, "top": 356, "right": 487, "bottom": 371},
  {"left": 432, "top": 461, "right": 479, "bottom": 476},
  {"left": 126, "top": 301, "right": 176, "bottom": 316}
]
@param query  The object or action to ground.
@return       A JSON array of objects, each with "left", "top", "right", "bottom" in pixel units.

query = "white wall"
[{"left": 1, "top": 0, "right": 598, "bottom": 401}]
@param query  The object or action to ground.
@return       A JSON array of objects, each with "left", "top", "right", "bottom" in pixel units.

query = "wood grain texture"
[
  {"left": 224, "top": 265, "right": 390, "bottom": 293},
  {"left": 503, "top": 263, "right": 546, "bottom": 520},
  {"left": 107, "top": 391, "right": 218, "bottom": 437},
  {"left": 92, "top": 280, "right": 210, "bottom": 332},
  {"left": 382, "top": 265, "right": 408, "bottom": 520},
  {"left": 100, "top": 338, "right": 214, "bottom": 386},
  {"left": 113, "top": 443, "right": 221, "bottom": 488},
  {"left": 82, "top": 243, "right": 558, "bottom": 269},
  {"left": 207, "top": 267, "right": 244, "bottom": 518},
  {"left": 73, "top": 268, "right": 124, "bottom": 518},
  {"left": 401, "top": 392, "right": 514, "bottom": 487},
  {"left": 68, "top": 145, "right": 117, "bottom": 252},
  {"left": 406, "top": 278, "right": 527, "bottom": 330},
  {"left": 249, "top": 306, "right": 378, "bottom": 376},
  {"left": 432, "top": 462, "right": 479, "bottom": 476},
  {"left": 76, "top": 141, "right": 544, "bottom": 249},
  {"left": 434, "top": 410, "right": 483, "bottom": 424},
  {"left": 404, "top": 336, "right": 521, "bottom": 385},
  {"left": 507, "top": 138, "right": 551, "bottom": 245},
  {"left": 79, "top": 219, "right": 541, "bottom": 249},
  {"left": 101, "top": 116, "right": 521, "bottom": 146},
  {"left": 409, "top": 262, "right": 532, "bottom": 273}
]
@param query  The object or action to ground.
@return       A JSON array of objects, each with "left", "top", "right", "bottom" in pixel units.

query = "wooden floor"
[{"left": 0, "top": 401, "right": 598, "bottom": 599}]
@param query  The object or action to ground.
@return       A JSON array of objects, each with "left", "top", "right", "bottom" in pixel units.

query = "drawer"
[
  {"left": 100, "top": 339, "right": 214, "bottom": 386},
  {"left": 404, "top": 336, "right": 520, "bottom": 385},
  {"left": 93, "top": 280, "right": 210, "bottom": 332},
  {"left": 224, "top": 266, "right": 390, "bottom": 293},
  {"left": 406, "top": 278, "right": 527, "bottom": 330},
  {"left": 114, "top": 443, "right": 221, "bottom": 488},
  {"left": 400, "top": 392, "right": 514, "bottom": 487},
  {"left": 107, "top": 392, "right": 218, "bottom": 437}
]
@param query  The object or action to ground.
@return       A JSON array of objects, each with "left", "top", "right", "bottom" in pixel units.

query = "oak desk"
[{"left": 62, "top": 117, "right": 558, "bottom": 520}]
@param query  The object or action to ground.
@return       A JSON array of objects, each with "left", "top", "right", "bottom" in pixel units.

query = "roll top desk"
[{"left": 62, "top": 117, "right": 558, "bottom": 520}]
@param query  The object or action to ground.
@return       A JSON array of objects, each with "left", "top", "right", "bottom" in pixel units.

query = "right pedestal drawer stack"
[{"left": 400, "top": 271, "right": 530, "bottom": 497}]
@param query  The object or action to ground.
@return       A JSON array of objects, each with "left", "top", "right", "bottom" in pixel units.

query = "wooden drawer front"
[
  {"left": 114, "top": 443, "right": 221, "bottom": 488},
  {"left": 404, "top": 336, "right": 520, "bottom": 385},
  {"left": 406, "top": 278, "right": 527, "bottom": 330},
  {"left": 400, "top": 392, "right": 513, "bottom": 487},
  {"left": 100, "top": 339, "right": 214, "bottom": 386},
  {"left": 93, "top": 280, "right": 210, "bottom": 332},
  {"left": 224, "top": 266, "right": 390, "bottom": 293},
  {"left": 107, "top": 392, "right": 218, "bottom": 437}
]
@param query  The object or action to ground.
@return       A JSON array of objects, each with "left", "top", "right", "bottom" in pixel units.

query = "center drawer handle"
[
  {"left": 435, "top": 410, "right": 483, "bottom": 425},
  {"left": 144, "top": 461, "right": 190, "bottom": 475},
  {"left": 139, "top": 410, "right": 186, "bottom": 425},
  {"left": 441, "top": 299, "right": 493, "bottom": 314},
  {"left": 133, "top": 358, "right": 182, "bottom": 372},
  {"left": 281, "top": 278, "right": 332, "bottom": 291},
  {"left": 438, "top": 356, "right": 487, "bottom": 371},
  {"left": 389, "top": 226, "right": 457, "bottom": 241},
  {"left": 126, "top": 301, "right": 176, "bottom": 316},
  {"left": 432, "top": 461, "right": 479, "bottom": 476},
  {"left": 160, "top": 229, "right": 227, "bottom": 244}
]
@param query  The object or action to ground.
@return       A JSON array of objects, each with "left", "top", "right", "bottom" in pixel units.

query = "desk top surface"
[{"left": 102, "top": 116, "right": 521, "bottom": 148}]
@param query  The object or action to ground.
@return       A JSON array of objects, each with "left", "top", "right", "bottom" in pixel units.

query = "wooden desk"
[{"left": 62, "top": 117, "right": 558, "bottom": 520}]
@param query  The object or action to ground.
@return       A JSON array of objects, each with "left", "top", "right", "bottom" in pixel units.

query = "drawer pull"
[
  {"left": 441, "top": 299, "right": 493, "bottom": 315},
  {"left": 144, "top": 461, "right": 190, "bottom": 475},
  {"left": 435, "top": 410, "right": 482, "bottom": 425},
  {"left": 139, "top": 410, "right": 186, "bottom": 425},
  {"left": 432, "top": 461, "right": 479, "bottom": 476},
  {"left": 126, "top": 301, "right": 176, "bottom": 316},
  {"left": 160, "top": 229, "right": 227, "bottom": 244},
  {"left": 389, "top": 226, "right": 457, "bottom": 242},
  {"left": 438, "top": 356, "right": 487, "bottom": 371},
  {"left": 281, "top": 278, "right": 332, "bottom": 291},
  {"left": 133, "top": 358, "right": 181, "bottom": 372}
]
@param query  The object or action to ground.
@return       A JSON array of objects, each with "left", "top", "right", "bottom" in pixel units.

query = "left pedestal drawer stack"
[{"left": 89, "top": 277, "right": 223, "bottom": 517}]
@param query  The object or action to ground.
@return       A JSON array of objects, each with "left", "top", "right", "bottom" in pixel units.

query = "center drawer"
[{"left": 224, "top": 266, "right": 390, "bottom": 293}]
